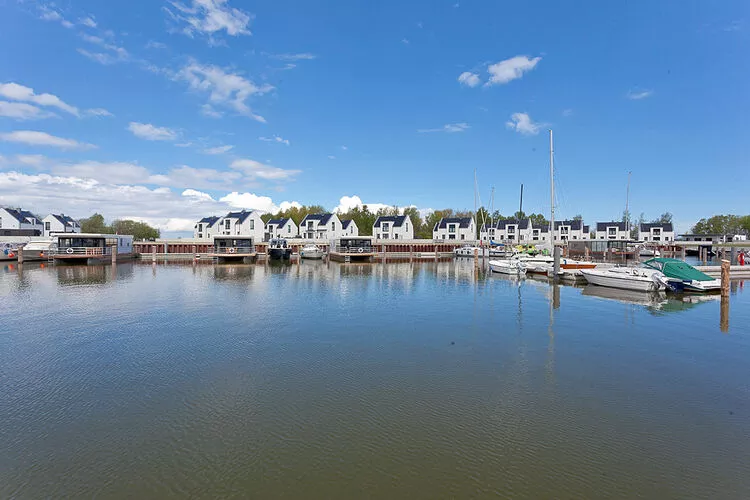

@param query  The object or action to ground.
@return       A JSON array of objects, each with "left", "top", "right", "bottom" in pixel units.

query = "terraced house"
[
  {"left": 265, "top": 218, "right": 299, "bottom": 240},
  {"left": 638, "top": 223, "right": 674, "bottom": 242},
  {"left": 42, "top": 213, "right": 81, "bottom": 237},
  {"left": 433, "top": 217, "right": 475, "bottom": 241},
  {"left": 0, "top": 207, "right": 42, "bottom": 236},
  {"left": 372, "top": 215, "right": 413, "bottom": 240}
]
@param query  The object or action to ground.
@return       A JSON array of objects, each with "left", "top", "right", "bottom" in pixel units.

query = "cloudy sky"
[{"left": 0, "top": 0, "right": 747, "bottom": 235}]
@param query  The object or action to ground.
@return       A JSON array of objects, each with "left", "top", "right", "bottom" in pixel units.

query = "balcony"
[
  {"left": 56, "top": 246, "right": 111, "bottom": 256},
  {"left": 212, "top": 246, "right": 256, "bottom": 254}
]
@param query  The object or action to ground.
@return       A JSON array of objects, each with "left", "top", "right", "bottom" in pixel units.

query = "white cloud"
[
  {"left": 334, "top": 195, "right": 395, "bottom": 214},
  {"left": 0, "top": 130, "right": 95, "bottom": 149},
  {"left": 279, "top": 201, "right": 302, "bottom": 211},
  {"left": 458, "top": 71, "right": 480, "bottom": 87},
  {"left": 340, "top": 145, "right": 348, "bottom": 150},
  {"left": 200, "top": 104, "right": 224, "bottom": 118},
  {"left": 327, "top": 155, "right": 336, "bottom": 160},
  {"left": 627, "top": 89, "right": 653, "bottom": 100},
  {"left": 166, "top": 0, "right": 253, "bottom": 42},
  {"left": 146, "top": 40, "right": 168, "bottom": 49},
  {"left": 0, "top": 82, "right": 79, "bottom": 116},
  {"left": 259, "top": 135, "right": 290, "bottom": 146},
  {"left": 15, "top": 154, "right": 49, "bottom": 167},
  {"left": 268, "top": 53, "right": 316, "bottom": 61},
  {"left": 219, "top": 192, "right": 299, "bottom": 213},
  {"left": 182, "top": 188, "right": 215, "bottom": 201},
  {"left": 486, "top": 55, "right": 541, "bottom": 86},
  {"left": 230, "top": 158, "right": 301, "bottom": 180},
  {"left": 175, "top": 142, "right": 193, "bottom": 147},
  {"left": 505, "top": 112, "right": 542, "bottom": 136},
  {"left": 79, "top": 16, "right": 97, "bottom": 28},
  {"left": 418, "top": 122, "right": 470, "bottom": 133},
  {"left": 85, "top": 108, "right": 113, "bottom": 117},
  {"left": 401, "top": 38, "right": 410, "bottom": 45},
  {"left": 176, "top": 61, "right": 272, "bottom": 121},
  {"left": 0, "top": 101, "right": 57, "bottom": 120},
  {"left": 203, "top": 145, "right": 234, "bottom": 154},
  {"left": 127, "top": 122, "right": 178, "bottom": 141},
  {"left": 38, "top": 5, "right": 74, "bottom": 28}
]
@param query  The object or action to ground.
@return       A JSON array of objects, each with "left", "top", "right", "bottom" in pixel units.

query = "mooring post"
[
  {"left": 721, "top": 259, "right": 730, "bottom": 297},
  {"left": 17, "top": 244, "right": 24, "bottom": 264},
  {"left": 553, "top": 246, "right": 561, "bottom": 281},
  {"left": 111, "top": 245, "right": 117, "bottom": 265},
  {"left": 584, "top": 245, "right": 590, "bottom": 262},
  {"left": 474, "top": 247, "right": 478, "bottom": 269}
]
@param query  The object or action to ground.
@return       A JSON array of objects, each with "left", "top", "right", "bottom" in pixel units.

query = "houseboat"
[
  {"left": 330, "top": 237, "right": 375, "bottom": 262},
  {"left": 53, "top": 233, "right": 134, "bottom": 264},
  {"left": 210, "top": 235, "right": 256, "bottom": 263},
  {"left": 268, "top": 238, "right": 292, "bottom": 260}
]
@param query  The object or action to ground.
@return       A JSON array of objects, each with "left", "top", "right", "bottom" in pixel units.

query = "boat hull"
[
  {"left": 300, "top": 247, "right": 324, "bottom": 259},
  {"left": 268, "top": 248, "right": 291, "bottom": 260},
  {"left": 580, "top": 269, "right": 662, "bottom": 292},
  {"left": 489, "top": 260, "right": 527, "bottom": 276}
]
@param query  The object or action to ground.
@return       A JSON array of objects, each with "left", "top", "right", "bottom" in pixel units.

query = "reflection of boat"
[
  {"left": 580, "top": 267, "right": 671, "bottom": 292},
  {"left": 268, "top": 238, "right": 291, "bottom": 260},
  {"left": 642, "top": 258, "right": 721, "bottom": 292},
  {"left": 300, "top": 244, "right": 324, "bottom": 259},
  {"left": 489, "top": 259, "right": 527, "bottom": 276},
  {"left": 581, "top": 285, "right": 668, "bottom": 306}
]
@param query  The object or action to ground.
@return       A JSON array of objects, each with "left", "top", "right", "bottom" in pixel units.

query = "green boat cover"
[{"left": 643, "top": 258, "right": 714, "bottom": 282}]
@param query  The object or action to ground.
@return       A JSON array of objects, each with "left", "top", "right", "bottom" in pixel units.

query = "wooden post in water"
[
  {"left": 409, "top": 245, "right": 413, "bottom": 263},
  {"left": 721, "top": 259, "right": 730, "bottom": 297},
  {"left": 111, "top": 245, "right": 117, "bottom": 265},
  {"left": 474, "top": 247, "right": 478, "bottom": 269},
  {"left": 152, "top": 246, "right": 156, "bottom": 263},
  {"left": 720, "top": 259, "right": 730, "bottom": 333},
  {"left": 584, "top": 245, "right": 590, "bottom": 262},
  {"left": 17, "top": 244, "right": 24, "bottom": 264},
  {"left": 730, "top": 247, "right": 737, "bottom": 265}
]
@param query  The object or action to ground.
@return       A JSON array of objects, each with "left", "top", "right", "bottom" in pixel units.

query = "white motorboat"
[
  {"left": 454, "top": 245, "right": 488, "bottom": 258},
  {"left": 642, "top": 258, "right": 721, "bottom": 292},
  {"left": 638, "top": 246, "right": 661, "bottom": 257},
  {"left": 300, "top": 244, "right": 324, "bottom": 259},
  {"left": 489, "top": 259, "right": 527, "bottom": 276},
  {"left": 580, "top": 267, "right": 672, "bottom": 292},
  {"left": 21, "top": 238, "right": 55, "bottom": 261}
]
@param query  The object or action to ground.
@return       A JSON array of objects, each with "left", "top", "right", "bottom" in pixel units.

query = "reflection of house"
[
  {"left": 0, "top": 207, "right": 42, "bottom": 236},
  {"left": 373, "top": 215, "right": 413, "bottom": 240},
  {"left": 194, "top": 216, "right": 221, "bottom": 239},
  {"left": 341, "top": 219, "right": 359, "bottom": 236},
  {"left": 299, "top": 213, "right": 344, "bottom": 240},
  {"left": 595, "top": 221, "right": 629, "bottom": 240},
  {"left": 433, "top": 217, "right": 475, "bottom": 241},
  {"left": 265, "top": 218, "right": 299, "bottom": 240},
  {"left": 43, "top": 213, "right": 81, "bottom": 237},
  {"left": 638, "top": 223, "right": 674, "bottom": 242}
]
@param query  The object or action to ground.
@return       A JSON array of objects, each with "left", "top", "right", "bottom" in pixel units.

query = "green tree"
[
  {"left": 573, "top": 214, "right": 583, "bottom": 221},
  {"left": 513, "top": 210, "right": 526, "bottom": 220},
  {"left": 475, "top": 207, "right": 490, "bottom": 237},
  {"left": 652, "top": 212, "right": 673, "bottom": 224},
  {"left": 528, "top": 213, "right": 548, "bottom": 227},
  {"left": 421, "top": 209, "right": 454, "bottom": 239},
  {"left": 111, "top": 219, "right": 160, "bottom": 240},
  {"left": 402, "top": 206, "right": 423, "bottom": 237},
  {"left": 79, "top": 213, "right": 113, "bottom": 234},
  {"left": 692, "top": 214, "right": 745, "bottom": 235}
]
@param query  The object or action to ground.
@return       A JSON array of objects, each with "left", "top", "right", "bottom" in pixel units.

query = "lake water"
[{"left": 1, "top": 260, "right": 749, "bottom": 499}]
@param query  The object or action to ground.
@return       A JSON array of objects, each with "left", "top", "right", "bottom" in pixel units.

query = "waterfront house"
[
  {"left": 212, "top": 210, "right": 265, "bottom": 242},
  {"left": 638, "top": 223, "right": 674, "bottom": 242},
  {"left": 433, "top": 217, "right": 475, "bottom": 241},
  {"left": 265, "top": 217, "right": 299, "bottom": 240},
  {"left": 595, "top": 221, "right": 629, "bottom": 240},
  {"left": 341, "top": 219, "right": 359, "bottom": 237},
  {"left": 552, "top": 220, "right": 587, "bottom": 242},
  {"left": 495, "top": 219, "right": 532, "bottom": 242},
  {"left": 42, "top": 213, "right": 81, "bottom": 237},
  {"left": 0, "top": 207, "right": 43, "bottom": 236},
  {"left": 299, "top": 213, "right": 344, "bottom": 240},
  {"left": 194, "top": 216, "right": 221, "bottom": 239},
  {"left": 372, "top": 215, "right": 413, "bottom": 240}
]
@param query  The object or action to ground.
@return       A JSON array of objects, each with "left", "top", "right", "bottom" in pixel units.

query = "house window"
[
  {"left": 45, "top": 221, "right": 51, "bottom": 231},
  {"left": 460, "top": 234, "right": 465, "bottom": 240},
  {"left": 406, "top": 223, "right": 409, "bottom": 232},
  {"left": 382, "top": 223, "right": 389, "bottom": 232},
  {"left": 653, "top": 228, "right": 661, "bottom": 235},
  {"left": 448, "top": 225, "right": 456, "bottom": 233},
  {"left": 561, "top": 226, "right": 569, "bottom": 235},
  {"left": 572, "top": 235, "right": 577, "bottom": 240},
  {"left": 249, "top": 220, "right": 254, "bottom": 230},
  {"left": 653, "top": 236, "right": 661, "bottom": 241},
  {"left": 288, "top": 225, "right": 291, "bottom": 233},
  {"left": 0, "top": 217, "right": 2, "bottom": 228},
  {"left": 394, "top": 234, "right": 398, "bottom": 239},
  {"left": 225, "top": 220, "right": 231, "bottom": 230},
  {"left": 608, "top": 227, "right": 616, "bottom": 237},
  {"left": 508, "top": 226, "right": 515, "bottom": 234},
  {"left": 442, "top": 234, "right": 445, "bottom": 240}
]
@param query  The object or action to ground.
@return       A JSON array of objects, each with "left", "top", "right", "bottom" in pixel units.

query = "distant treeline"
[
  {"left": 691, "top": 214, "right": 750, "bottom": 235},
  {"left": 79, "top": 213, "right": 160, "bottom": 240}
]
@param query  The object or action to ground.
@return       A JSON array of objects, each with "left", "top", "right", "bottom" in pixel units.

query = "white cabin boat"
[
  {"left": 21, "top": 238, "right": 55, "bottom": 261},
  {"left": 580, "top": 267, "right": 671, "bottom": 292},
  {"left": 489, "top": 259, "right": 527, "bottom": 276},
  {"left": 300, "top": 244, "right": 325, "bottom": 260}
]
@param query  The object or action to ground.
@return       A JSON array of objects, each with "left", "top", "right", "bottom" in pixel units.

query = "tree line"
[
  {"left": 79, "top": 213, "right": 160, "bottom": 240},
  {"left": 691, "top": 214, "right": 750, "bottom": 236}
]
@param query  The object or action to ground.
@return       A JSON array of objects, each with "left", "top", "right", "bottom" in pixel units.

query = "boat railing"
[
  {"left": 56, "top": 246, "right": 111, "bottom": 256},
  {"left": 335, "top": 246, "right": 374, "bottom": 254},
  {"left": 213, "top": 246, "right": 256, "bottom": 254}
]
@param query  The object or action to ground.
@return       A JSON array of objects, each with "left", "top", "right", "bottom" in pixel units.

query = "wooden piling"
[
  {"left": 17, "top": 245, "right": 24, "bottom": 264},
  {"left": 111, "top": 245, "right": 117, "bottom": 264},
  {"left": 474, "top": 248, "right": 478, "bottom": 269},
  {"left": 720, "top": 295, "right": 730, "bottom": 333},
  {"left": 721, "top": 259, "right": 730, "bottom": 297}
]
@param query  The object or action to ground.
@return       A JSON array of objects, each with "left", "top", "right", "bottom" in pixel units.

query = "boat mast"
[
  {"left": 519, "top": 183, "right": 524, "bottom": 219},
  {"left": 625, "top": 170, "right": 632, "bottom": 238},
  {"left": 549, "top": 130, "right": 555, "bottom": 247}
]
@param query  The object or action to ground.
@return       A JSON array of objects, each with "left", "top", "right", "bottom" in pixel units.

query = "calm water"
[{"left": 1, "top": 260, "right": 749, "bottom": 499}]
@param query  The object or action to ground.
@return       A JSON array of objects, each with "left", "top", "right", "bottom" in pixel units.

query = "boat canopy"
[{"left": 643, "top": 258, "right": 713, "bottom": 282}]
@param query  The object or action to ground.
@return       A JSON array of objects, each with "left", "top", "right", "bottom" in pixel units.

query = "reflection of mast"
[{"left": 546, "top": 282, "right": 558, "bottom": 384}]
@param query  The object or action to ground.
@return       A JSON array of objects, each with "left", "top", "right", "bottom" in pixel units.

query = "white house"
[
  {"left": 553, "top": 220, "right": 588, "bottom": 243},
  {"left": 299, "top": 213, "right": 345, "bottom": 240},
  {"left": 372, "top": 215, "right": 413, "bottom": 240},
  {"left": 219, "top": 210, "right": 265, "bottom": 242},
  {"left": 194, "top": 216, "right": 221, "bottom": 239},
  {"left": 43, "top": 213, "right": 81, "bottom": 236},
  {"left": 595, "top": 221, "right": 629, "bottom": 240},
  {"left": 638, "top": 223, "right": 674, "bottom": 242},
  {"left": 265, "top": 217, "right": 299, "bottom": 240},
  {"left": 433, "top": 217, "right": 475, "bottom": 241},
  {"left": 341, "top": 219, "right": 359, "bottom": 237},
  {"left": 495, "top": 219, "right": 533, "bottom": 242},
  {"left": 0, "top": 207, "right": 42, "bottom": 235}
]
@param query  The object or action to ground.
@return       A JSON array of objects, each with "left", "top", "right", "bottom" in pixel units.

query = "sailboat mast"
[
  {"left": 549, "top": 130, "right": 555, "bottom": 246},
  {"left": 625, "top": 171, "right": 632, "bottom": 237},
  {"left": 519, "top": 183, "right": 524, "bottom": 218}
]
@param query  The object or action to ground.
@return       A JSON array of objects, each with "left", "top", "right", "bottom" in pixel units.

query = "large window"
[
  {"left": 448, "top": 225, "right": 456, "bottom": 233},
  {"left": 249, "top": 220, "right": 254, "bottom": 230},
  {"left": 45, "top": 221, "right": 51, "bottom": 231},
  {"left": 225, "top": 219, "right": 231, "bottom": 230}
]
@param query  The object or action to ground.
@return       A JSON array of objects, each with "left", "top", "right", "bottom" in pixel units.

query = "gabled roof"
[
  {"left": 2, "top": 208, "right": 40, "bottom": 223},
  {"left": 373, "top": 215, "right": 407, "bottom": 228},
  {"left": 267, "top": 217, "right": 292, "bottom": 228},
  {"left": 596, "top": 221, "right": 627, "bottom": 231},
  {"left": 640, "top": 222, "right": 673, "bottom": 232},
  {"left": 434, "top": 217, "right": 473, "bottom": 230},
  {"left": 198, "top": 216, "right": 221, "bottom": 227},
  {"left": 555, "top": 220, "right": 583, "bottom": 230},
  {"left": 301, "top": 213, "right": 334, "bottom": 225},
  {"left": 583, "top": 225, "right": 590, "bottom": 234},
  {"left": 341, "top": 219, "right": 355, "bottom": 229},
  {"left": 225, "top": 210, "right": 255, "bottom": 223},
  {"left": 495, "top": 219, "right": 529, "bottom": 230},
  {"left": 51, "top": 214, "right": 79, "bottom": 227}
]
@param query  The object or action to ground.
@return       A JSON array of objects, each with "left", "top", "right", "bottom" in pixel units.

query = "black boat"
[{"left": 268, "top": 238, "right": 292, "bottom": 260}]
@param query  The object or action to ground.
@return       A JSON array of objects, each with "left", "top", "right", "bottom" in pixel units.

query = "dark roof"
[
  {"left": 640, "top": 222, "right": 673, "bottom": 231},
  {"left": 583, "top": 225, "right": 590, "bottom": 233},
  {"left": 3, "top": 208, "right": 40, "bottom": 223},
  {"left": 341, "top": 219, "right": 355, "bottom": 229},
  {"left": 434, "top": 217, "right": 473, "bottom": 230},
  {"left": 301, "top": 213, "right": 334, "bottom": 225},
  {"left": 267, "top": 218, "right": 292, "bottom": 228},
  {"left": 373, "top": 215, "right": 408, "bottom": 228},
  {"left": 596, "top": 221, "right": 627, "bottom": 231},
  {"left": 495, "top": 219, "right": 529, "bottom": 230},
  {"left": 52, "top": 214, "right": 79, "bottom": 227},
  {"left": 225, "top": 210, "right": 254, "bottom": 223},
  {"left": 198, "top": 216, "right": 221, "bottom": 227},
  {"left": 555, "top": 220, "right": 583, "bottom": 230}
]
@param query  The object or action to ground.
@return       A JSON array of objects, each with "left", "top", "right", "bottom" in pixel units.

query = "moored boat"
[
  {"left": 642, "top": 258, "right": 721, "bottom": 292},
  {"left": 454, "top": 245, "right": 488, "bottom": 258},
  {"left": 489, "top": 259, "right": 527, "bottom": 276},
  {"left": 300, "top": 244, "right": 324, "bottom": 259},
  {"left": 580, "top": 267, "right": 672, "bottom": 292},
  {"left": 21, "top": 238, "right": 55, "bottom": 261},
  {"left": 53, "top": 233, "right": 134, "bottom": 264},
  {"left": 268, "top": 238, "right": 291, "bottom": 260},
  {"left": 1, "top": 243, "right": 18, "bottom": 261}
]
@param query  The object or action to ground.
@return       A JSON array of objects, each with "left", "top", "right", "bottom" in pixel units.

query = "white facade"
[
  {"left": 595, "top": 222, "right": 629, "bottom": 240},
  {"left": 433, "top": 217, "right": 475, "bottom": 241},
  {"left": 194, "top": 211, "right": 264, "bottom": 241},
  {"left": 554, "top": 221, "right": 588, "bottom": 242},
  {"left": 265, "top": 218, "right": 299, "bottom": 240},
  {"left": 43, "top": 214, "right": 81, "bottom": 237},
  {"left": 299, "top": 213, "right": 345, "bottom": 240},
  {"left": 341, "top": 220, "right": 359, "bottom": 237},
  {"left": 194, "top": 216, "right": 221, "bottom": 239},
  {"left": 373, "top": 215, "right": 413, "bottom": 240},
  {"left": 638, "top": 224, "right": 675, "bottom": 242},
  {"left": 0, "top": 208, "right": 42, "bottom": 233}
]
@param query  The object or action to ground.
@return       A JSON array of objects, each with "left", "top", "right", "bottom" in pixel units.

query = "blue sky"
[{"left": 0, "top": 0, "right": 747, "bottom": 235}]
